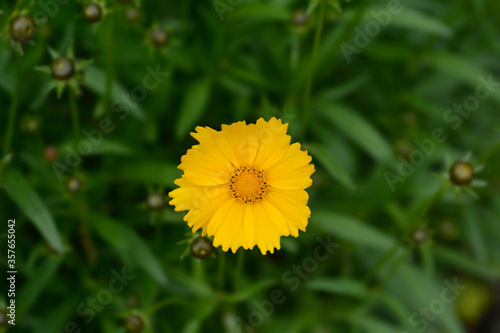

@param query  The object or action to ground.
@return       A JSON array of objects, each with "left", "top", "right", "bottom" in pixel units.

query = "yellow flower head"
[{"left": 169, "top": 118, "right": 315, "bottom": 254}]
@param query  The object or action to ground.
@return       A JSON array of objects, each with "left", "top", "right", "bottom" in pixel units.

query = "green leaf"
[
  {"left": 35, "top": 297, "right": 81, "bottom": 333},
  {"left": 118, "top": 161, "right": 181, "bottom": 186},
  {"left": 315, "top": 102, "right": 393, "bottom": 163},
  {"left": 17, "top": 256, "right": 61, "bottom": 317},
  {"left": 311, "top": 211, "right": 395, "bottom": 251},
  {"left": 434, "top": 245, "right": 500, "bottom": 280},
  {"left": 306, "top": 278, "right": 369, "bottom": 298},
  {"left": 175, "top": 78, "right": 212, "bottom": 139},
  {"left": 349, "top": 316, "right": 403, "bottom": 333},
  {"left": 383, "top": 262, "right": 466, "bottom": 333},
  {"left": 83, "top": 66, "right": 146, "bottom": 120},
  {"left": 90, "top": 140, "right": 134, "bottom": 155},
  {"left": 90, "top": 213, "right": 169, "bottom": 286},
  {"left": 225, "top": 278, "right": 277, "bottom": 303},
  {"left": 429, "top": 53, "right": 500, "bottom": 105},
  {"left": 233, "top": 4, "right": 290, "bottom": 21},
  {"left": 3, "top": 168, "right": 64, "bottom": 253},
  {"left": 182, "top": 299, "right": 219, "bottom": 333},
  {"left": 462, "top": 205, "right": 488, "bottom": 262},
  {"left": 385, "top": 8, "right": 453, "bottom": 37},
  {"left": 168, "top": 268, "right": 214, "bottom": 298},
  {"left": 307, "top": 143, "right": 356, "bottom": 191}
]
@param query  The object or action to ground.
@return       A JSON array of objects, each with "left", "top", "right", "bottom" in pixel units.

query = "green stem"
[
  {"left": 217, "top": 251, "right": 226, "bottom": 291},
  {"left": 421, "top": 244, "right": 435, "bottom": 278},
  {"left": 3, "top": 57, "right": 21, "bottom": 158},
  {"left": 377, "top": 248, "right": 411, "bottom": 289},
  {"left": 192, "top": 256, "right": 206, "bottom": 281},
  {"left": 69, "top": 89, "right": 80, "bottom": 150},
  {"left": 301, "top": 0, "right": 326, "bottom": 140},
  {"left": 104, "top": 14, "right": 114, "bottom": 112},
  {"left": 363, "top": 238, "right": 405, "bottom": 284},
  {"left": 145, "top": 297, "right": 188, "bottom": 315},
  {"left": 414, "top": 183, "right": 447, "bottom": 221},
  {"left": 477, "top": 140, "right": 500, "bottom": 165},
  {"left": 364, "top": 183, "right": 446, "bottom": 284},
  {"left": 233, "top": 250, "right": 245, "bottom": 291}
]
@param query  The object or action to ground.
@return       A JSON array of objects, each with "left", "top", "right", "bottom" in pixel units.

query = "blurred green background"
[{"left": 1, "top": 0, "right": 500, "bottom": 332}]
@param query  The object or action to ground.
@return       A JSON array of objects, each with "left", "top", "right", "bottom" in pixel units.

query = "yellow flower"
[{"left": 169, "top": 118, "right": 315, "bottom": 254}]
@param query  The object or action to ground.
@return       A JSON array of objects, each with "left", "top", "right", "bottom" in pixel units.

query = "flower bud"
[
  {"left": 124, "top": 314, "right": 146, "bottom": 332},
  {"left": 66, "top": 176, "right": 83, "bottom": 193},
  {"left": 411, "top": 226, "right": 429, "bottom": 245},
  {"left": 150, "top": 28, "right": 169, "bottom": 47},
  {"left": 10, "top": 15, "right": 37, "bottom": 43},
  {"left": 82, "top": 3, "right": 103, "bottom": 23},
  {"left": 449, "top": 161, "right": 474, "bottom": 186},
  {"left": 292, "top": 10, "right": 308, "bottom": 27},
  {"left": 51, "top": 57, "right": 75, "bottom": 80},
  {"left": 190, "top": 237, "right": 214, "bottom": 259},
  {"left": 146, "top": 193, "right": 165, "bottom": 211}
]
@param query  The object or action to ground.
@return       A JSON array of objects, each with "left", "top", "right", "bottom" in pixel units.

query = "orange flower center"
[{"left": 229, "top": 166, "right": 268, "bottom": 204}]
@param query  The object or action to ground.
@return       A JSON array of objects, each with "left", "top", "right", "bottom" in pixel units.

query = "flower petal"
[
  {"left": 267, "top": 142, "right": 315, "bottom": 190},
  {"left": 191, "top": 126, "right": 217, "bottom": 144},
  {"left": 209, "top": 199, "right": 247, "bottom": 252},
  {"left": 252, "top": 117, "right": 291, "bottom": 170},
  {"left": 168, "top": 177, "right": 229, "bottom": 212},
  {"left": 185, "top": 189, "right": 232, "bottom": 235},
  {"left": 264, "top": 187, "right": 310, "bottom": 236},
  {"left": 243, "top": 205, "right": 257, "bottom": 250},
  {"left": 179, "top": 145, "right": 232, "bottom": 186},
  {"left": 252, "top": 201, "right": 282, "bottom": 254}
]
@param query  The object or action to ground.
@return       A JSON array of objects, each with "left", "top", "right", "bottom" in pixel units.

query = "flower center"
[{"left": 229, "top": 166, "right": 268, "bottom": 204}]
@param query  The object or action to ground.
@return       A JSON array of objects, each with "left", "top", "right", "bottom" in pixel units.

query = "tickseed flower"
[{"left": 169, "top": 118, "right": 315, "bottom": 255}]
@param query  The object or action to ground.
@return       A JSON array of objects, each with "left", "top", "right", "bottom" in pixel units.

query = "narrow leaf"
[
  {"left": 90, "top": 213, "right": 168, "bottom": 286},
  {"left": 315, "top": 102, "right": 393, "bottom": 162},
  {"left": 3, "top": 168, "right": 64, "bottom": 252},
  {"left": 175, "top": 78, "right": 211, "bottom": 139},
  {"left": 307, "top": 143, "right": 356, "bottom": 191}
]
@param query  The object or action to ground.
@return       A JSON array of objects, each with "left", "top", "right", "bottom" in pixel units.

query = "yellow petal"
[
  {"left": 264, "top": 187, "right": 310, "bottom": 236},
  {"left": 210, "top": 121, "right": 248, "bottom": 168},
  {"left": 252, "top": 117, "right": 291, "bottom": 170},
  {"left": 208, "top": 198, "right": 247, "bottom": 252},
  {"left": 191, "top": 126, "right": 217, "bottom": 144},
  {"left": 252, "top": 201, "right": 282, "bottom": 254},
  {"left": 179, "top": 145, "right": 232, "bottom": 186},
  {"left": 168, "top": 177, "right": 228, "bottom": 212},
  {"left": 260, "top": 199, "right": 290, "bottom": 236},
  {"left": 267, "top": 142, "right": 315, "bottom": 190},
  {"left": 185, "top": 189, "right": 232, "bottom": 234},
  {"left": 243, "top": 205, "right": 256, "bottom": 250}
]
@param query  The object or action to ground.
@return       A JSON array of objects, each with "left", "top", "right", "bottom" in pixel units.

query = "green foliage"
[{"left": 1, "top": 0, "right": 500, "bottom": 332}]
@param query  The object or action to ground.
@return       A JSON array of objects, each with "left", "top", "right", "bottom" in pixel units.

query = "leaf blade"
[{"left": 3, "top": 168, "right": 64, "bottom": 253}]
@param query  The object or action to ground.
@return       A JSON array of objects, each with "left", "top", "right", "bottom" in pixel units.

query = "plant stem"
[
  {"left": 421, "top": 244, "right": 435, "bottom": 278},
  {"left": 145, "top": 297, "right": 187, "bottom": 315},
  {"left": 377, "top": 248, "right": 411, "bottom": 289},
  {"left": 192, "top": 256, "right": 206, "bottom": 281},
  {"left": 104, "top": 13, "right": 114, "bottom": 113},
  {"left": 477, "top": 140, "right": 500, "bottom": 165},
  {"left": 301, "top": 0, "right": 326, "bottom": 140},
  {"left": 233, "top": 250, "right": 245, "bottom": 291},
  {"left": 69, "top": 89, "right": 80, "bottom": 150},
  {"left": 363, "top": 238, "right": 405, "bottom": 284},
  {"left": 364, "top": 183, "right": 446, "bottom": 284},
  {"left": 217, "top": 251, "right": 226, "bottom": 291},
  {"left": 3, "top": 56, "right": 21, "bottom": 158}
]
